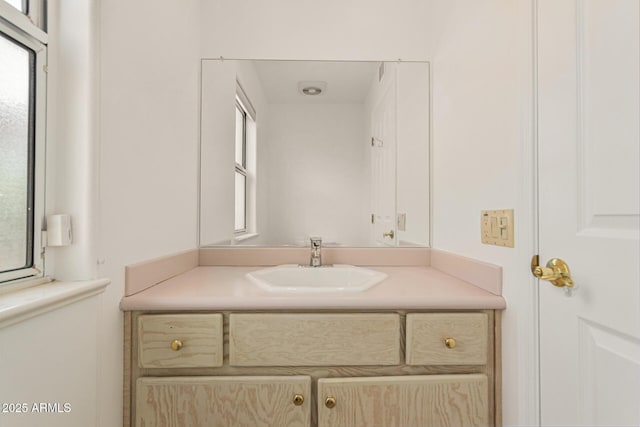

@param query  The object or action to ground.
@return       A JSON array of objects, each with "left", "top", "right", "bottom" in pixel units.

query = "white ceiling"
[{"left": 251, "top": 60, "right": 380, "bottom": 104}]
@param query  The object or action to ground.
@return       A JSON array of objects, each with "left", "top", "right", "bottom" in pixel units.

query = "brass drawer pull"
[
  {"left": 293, "top": 394, "right": 304, "bottom": 406},
  {"left": 444, "top": 337, "right": 456, "bottom": 349},
  {"left": 325, "top": 395, "right": 336, "bottom": 409},
  {"left": 170, "top": 339, "right": 183, "bottom": 351}
]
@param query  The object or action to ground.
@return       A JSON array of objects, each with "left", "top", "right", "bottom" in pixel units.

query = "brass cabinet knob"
[
  {"left": 325, "top": 395, "right": 336, "bottom": 409},
  {"left": 170, "top": 339, "right": 183, "bottom": 351},
  {"left": 383, "top": 230, "right": 395, "bottom": 239},
  {"left": 444, "top": 337, "right": 456, "bottom": 349},
  {"left": 293, "top": 394, "right": 304, "bottom": 406}
]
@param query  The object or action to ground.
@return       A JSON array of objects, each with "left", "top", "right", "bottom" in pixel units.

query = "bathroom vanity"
[{"left": 121, "top": 249, "right": 505, "bottom": 427}]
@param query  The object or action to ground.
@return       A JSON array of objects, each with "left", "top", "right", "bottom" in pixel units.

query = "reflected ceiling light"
[
  {"left": 298, "top": 81, "right": 327, "bottom": 96},
  {"left": 302, "top": 86, "right": 322, "bottom": 95}
]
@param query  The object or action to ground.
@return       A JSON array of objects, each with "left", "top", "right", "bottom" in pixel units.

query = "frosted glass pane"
[
  {"left": 235, "top": 106, "right": 244, "bottom": 166},
  {"left": 235, "top": 172, "right": 246, "bottom": 231},
  {"left": 0, "top": 34, "right": 32, "bottom": 272}
]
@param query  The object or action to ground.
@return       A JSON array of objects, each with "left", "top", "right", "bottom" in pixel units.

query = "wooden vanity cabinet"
[{"left": 125, "top": 310, "right": 500, "bottom": 427}]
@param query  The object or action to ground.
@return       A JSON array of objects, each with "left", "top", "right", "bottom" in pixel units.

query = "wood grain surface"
[
  {"left": 138, "top": 314, "right": 223, "bottom": 368},
  {"left": 229, "top": 313, "right": 401, "bottom": 366},
  {"left": 406, "top": 313, "right": 488, "bottom": 365},
  {"left": 318, "top": 374, "right": 488, "bottom": 427},
  {"left": 136, "top": 376, "right": 311, "bottom": 427}
]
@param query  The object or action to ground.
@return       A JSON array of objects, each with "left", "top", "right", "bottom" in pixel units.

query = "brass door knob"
[
  {"left": 293, "top": 394, "right": 304, "bottom": 406},
  {"left": 170, "top": 339, "right": 183, "bottom": 351},
  {"left": 383, "top": 230, "right": 395, "bottom": 239},
  {"left": 444, "top": 337, "right": 456, "bottom": 349},
  {"left": 325, "top": 395, "right": 336, "bottom": 409},
  {"left": 531, "top": 256, "right": 575, "bottom": 288}
]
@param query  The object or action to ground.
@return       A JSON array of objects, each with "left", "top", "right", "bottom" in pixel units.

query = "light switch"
[
  {"left": 499, "top": 217, "right": 508, "bottom": 239},
  {"left": 490, "top": 217, "right": 498, "bottom": 238},
  {"left": 481, "top": 209, "right": 514, "bottom": 247}
]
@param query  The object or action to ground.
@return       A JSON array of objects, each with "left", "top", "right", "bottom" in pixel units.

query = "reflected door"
[{"left": 371, "top": 74, "right": 397, "bottom": 246}]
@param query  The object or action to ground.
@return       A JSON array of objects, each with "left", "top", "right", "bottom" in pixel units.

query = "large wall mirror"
[{"left": 200, "top": 59, "right": 430, "bottom": 247}]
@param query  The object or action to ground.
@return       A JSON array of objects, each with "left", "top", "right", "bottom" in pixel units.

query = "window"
[
  {"left": 234, "top": 102, "right": 247, "bottom": 232},
  {"left": 0, "top": 4, "right": 47, "bottom": 284},
  {"left": 234, "top": 83, "right": 256, "bottom": 236}
]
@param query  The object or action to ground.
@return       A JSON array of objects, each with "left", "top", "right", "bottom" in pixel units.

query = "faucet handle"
[{"left": 309, "top": 237, "right": 322, "bottom": 267}]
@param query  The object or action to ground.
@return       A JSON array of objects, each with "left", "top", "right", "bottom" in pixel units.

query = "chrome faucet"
[{"left": 310, "top": 237, "right": 322, "bottom": 267}]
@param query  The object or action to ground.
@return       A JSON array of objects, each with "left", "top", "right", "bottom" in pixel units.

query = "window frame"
[
  {"left": 233, "top": 82, "right": 256, "bottom": 237},
  {"left": 0, "top": 1, "right": 47, "bottom": 42},
  {"left": 234, "top": 100, "right": 248, "bottom": 234},
  {"left": 0, "top": 7, "right": 47, "bottom": 285}
]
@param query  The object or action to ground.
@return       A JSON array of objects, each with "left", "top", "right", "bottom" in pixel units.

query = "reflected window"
[
  {"left": 234, "top": 84, "right": 256, "bottom": 235},
  {"left": 234, "top": 101, "right": 247, "bottom": 232}
]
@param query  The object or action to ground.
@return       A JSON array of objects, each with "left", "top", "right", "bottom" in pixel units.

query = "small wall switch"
[
  {"left": 499, "top": 217, "right": 509, "bottom": 239},
  {"left": 490, "top": 217, "right": 498, "bottom": 238},
  {"left": 481, "top": 209, "right": 514, "bottom": 248}
]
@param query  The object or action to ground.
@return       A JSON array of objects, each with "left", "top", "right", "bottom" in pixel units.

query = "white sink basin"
[{"left": 246, "top": 264, "right": 387, "bottom": 293}]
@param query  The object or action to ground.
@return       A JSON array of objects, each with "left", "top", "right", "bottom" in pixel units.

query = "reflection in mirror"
[{"left": 200, "top": 60, "right": 430, "bottom": 247}]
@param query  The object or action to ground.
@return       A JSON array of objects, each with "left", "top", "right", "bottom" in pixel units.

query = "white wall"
[
  {"left": 45, "top": 0, "right": 100, "bottom": 281},
  {"left": 0, "top": 295, "right": 102, "bottom": 427},
  {"left": 265, "top": 103, "right": 369, "bottom": 245},
  {"left": 428, "top": 1, "right": 536, "bottom": 424},
  {"left": 200, "top": 0, "right": 434, "bottom": 61},
  {"left": 98, "top": 1, "right": 201, "bottom": 425}
]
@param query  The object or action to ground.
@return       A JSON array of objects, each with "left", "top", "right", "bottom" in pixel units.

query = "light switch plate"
[{"left": 481, "top": 209, "right": 514, "bottom": 247}]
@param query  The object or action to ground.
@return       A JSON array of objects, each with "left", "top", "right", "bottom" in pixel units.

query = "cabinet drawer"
[
  {"left": 229, "top": 313, "right": 401, "bottom": 366},
  {"left": 318, "top": 374, "right": 488, "bottom": 427},
  {"left": 406, "top": 313, "right": 488, "bottom": 365},
  {"left": 136, "top": 376, "right": 311, "bottom": 427},
  {"left": 137, "top": 314, "right": 223, "bottom": 368}
]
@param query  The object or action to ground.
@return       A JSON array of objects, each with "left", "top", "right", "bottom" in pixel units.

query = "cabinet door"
[
  {"left": 136, "top": 376, "right": 311, "bottom": 427},
  {"left": 318, "top": 374, "right": 488, "bottom": 427}
]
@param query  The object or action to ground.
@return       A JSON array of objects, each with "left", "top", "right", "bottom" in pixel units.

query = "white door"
[
  {"left": 537, "top": 0, "right": 640, "bottom": 425},
  {"left": 371, "top": 74, "right": 397, "bottom": 246}
]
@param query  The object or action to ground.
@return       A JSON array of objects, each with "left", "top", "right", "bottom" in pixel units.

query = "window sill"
[
  {"left": 234, "top": 233, "right": 259, "bottom": 243},
  {"left": 0, "top": 278, "right": 110, "bottom": 329}
]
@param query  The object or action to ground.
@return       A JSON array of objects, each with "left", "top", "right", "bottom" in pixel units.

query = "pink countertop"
[{"left": 119, "top": 266, "right": 506, "bottom": 311}]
